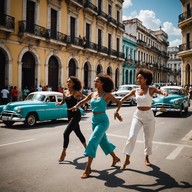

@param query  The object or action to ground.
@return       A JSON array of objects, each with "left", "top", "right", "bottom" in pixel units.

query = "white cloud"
[
  {"left": 162, "top": 21, "right": 181, "bottom": 36},
  {"left": 137, "top": 10, "right": 161, "bottom": 29},
  {"left": 123, "top": 0, "right": 133, "bottom": 8},
  {"left": 169, "top": 39, "right": 181, "bottom": 47}
]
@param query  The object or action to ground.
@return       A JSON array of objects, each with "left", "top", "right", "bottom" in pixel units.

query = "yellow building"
[
  {"left": 0, "top": 0, "right": 124, "bottom": 94},
  {"left": 178, "top": 0, "right": 192, "bottom": 86}
]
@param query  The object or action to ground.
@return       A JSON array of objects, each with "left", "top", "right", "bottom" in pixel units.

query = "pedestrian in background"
[
  {"left": 69, "top": 73, "right": 123, "bottom": 179},
  {"left": 56, "top": 76, "right": 86, "bottom": 162},
  {"left": 120, "top": 68, "right": 168, "bottom": 170},
  {"left": 1, "top": 86, "right": 9, "bottom": 104},
  {"left": 12, "top": 86, "right": 18, "bottom": 102}
]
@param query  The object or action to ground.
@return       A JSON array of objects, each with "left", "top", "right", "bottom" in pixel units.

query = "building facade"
[
  {"left": 178, "top": 0, "right": 192, "bottom": 86},
  {"left": 0, "top": 0, "right": 125, "bottom": 93},
  {"left": 167, "top": 47, "right": 181, "bottom": 85},
  {"left": 122, "top": 32, "right": 137, "bottom": 85},
  {"left": 123, "top": 18, "right": 170, "bottom": 84}
]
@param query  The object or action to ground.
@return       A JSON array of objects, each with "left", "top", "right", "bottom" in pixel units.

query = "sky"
[{"left": 122, "top": 0, "right": 182, "bottom": 47}]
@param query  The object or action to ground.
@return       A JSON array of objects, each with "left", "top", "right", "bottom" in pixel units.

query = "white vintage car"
[{"left": 110, "top": 84, "right": 139, "bottom": 105}]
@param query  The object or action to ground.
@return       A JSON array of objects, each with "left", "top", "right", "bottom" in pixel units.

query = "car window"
[
  {"left": 46, "top": 96, "right": 56, "bottom": 102},
  {"left": 58, "top": 96, "right": 63, "bottom": 102},
  {"left": 163, "top": 88, "right": 181, "bottom": 95},
  {"left": 25, "top": 94, "right": 45, "bottom": 101},
  {"left": 118, "top": 86, "right": 132, "bottom": 91}
]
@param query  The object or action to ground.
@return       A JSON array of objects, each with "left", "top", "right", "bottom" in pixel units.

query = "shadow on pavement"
[{"left": 60, "top": 156, "right": 192, "bottom": 191}]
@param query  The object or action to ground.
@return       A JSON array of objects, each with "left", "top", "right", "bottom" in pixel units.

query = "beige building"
[
  {"left": 0, "top": 0, "right": 124, "bottom": 93},
  {"left": 167, "top": 47, "right": 181, "bottom": 85},
  {"left": 123, "top": 18, "right": 170, "bottom": 84},
  {"left": 178, "top": 0, "right": 192, "bottom": 86}
]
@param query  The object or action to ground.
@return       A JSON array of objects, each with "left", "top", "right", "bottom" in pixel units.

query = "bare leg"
[
  {"left": 110, "top": 151, "right": 121, "bottom": 167},
  {"left": 83, "top": 142, "right": 87, "bottom": 148},
  {"left": 120, "top": 155, "right": 130, "bottom": 170},
  {"left": 145, "top": 155, "right": 151, "bottom": 166},
  {"left": 81, "top": 157, "right": 93, "bottom": 179},
  {"left": 59, "top": 148, "right": 67, "bottom": 162}
]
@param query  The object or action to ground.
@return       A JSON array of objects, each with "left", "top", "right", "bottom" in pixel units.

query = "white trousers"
[{"left": 123, "top": 109, "right": 155, "bottom": 156}]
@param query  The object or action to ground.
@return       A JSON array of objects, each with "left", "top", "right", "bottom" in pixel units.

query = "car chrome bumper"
[
  {"left": 151, "top": 107, "right": 181, "bottom": 112},
  {"left": 1, "top": 115, "right": 25, "bottom": 122}
]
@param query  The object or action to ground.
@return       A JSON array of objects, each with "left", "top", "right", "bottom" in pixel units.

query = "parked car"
[
  {"left": 110, "top": 84, "right": 139, "bottom": 105},
  {"left": 152, "top": 86, "right": 190, "bottom": 116},
  {"left": 0, "top": 91, "right": 84, "bottom": 127}
]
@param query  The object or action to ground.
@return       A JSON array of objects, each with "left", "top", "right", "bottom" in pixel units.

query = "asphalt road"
[{"left": 0, "top": 104, "right": 192, "bottom": 192}]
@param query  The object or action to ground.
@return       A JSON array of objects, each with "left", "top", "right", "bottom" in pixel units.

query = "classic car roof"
[
  {"left": 29, "top": 91, "right": 63, "bottom": 96},
  {"left": 161, "top": 86, "right": 183, "bottom": 89}
]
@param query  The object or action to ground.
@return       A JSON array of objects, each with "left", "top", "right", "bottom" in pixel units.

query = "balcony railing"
[
  {"left": 179, "top": 41, "right": 192, "bottom": 51},
  {"left": 178, "top": 7, "right": 192, "bottom": 23},
  {"left": 97, "top": 45, "right": 108, "bottom": 54},
  {"left": 0, "top": 13, "right": 15, "bottom": 31},
  {"left": 66, "top": 0, "right": 83, "bottom": 6},
  {"left": 19, "top": 21, "right": 47, "bottom": 38},
  {"left": 84, "top": 0, "right": 97, "bottom": 13}
]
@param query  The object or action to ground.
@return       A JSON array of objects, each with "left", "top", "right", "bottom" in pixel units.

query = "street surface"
[{"left": 0, "top": 104, "right": 192, "bottom": 192}]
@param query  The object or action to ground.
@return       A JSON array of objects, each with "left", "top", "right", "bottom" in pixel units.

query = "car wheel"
[
  {"left": 25, "top": 113, "right": 37, "bottom": 127},
  {"left": 153, "top": 111, "right": 157, "bottom": 117},
  {"left": 179, "top": 106, "right": 183, "bottom": 116},
  {"left": 84, "top": 104, "right": 88, "bottom": 111},
  {"left": 130, "top": 99, "right": 134, "bottom": 106},
  {"left": 184, "top": 107, "right": 188, "bottom": 113},
  {"left": 3, "top": 121, "right": 14, "bottom": 127},
  {"left": 108, "top": 101, "right": 112, "bottom": 106}
]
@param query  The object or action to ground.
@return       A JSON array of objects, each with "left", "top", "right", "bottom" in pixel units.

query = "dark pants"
[
  {"left": 2, "top": 98, "right": 8, "bottom": 105},
  {"left": 63, "top": 110, "right": 86, "bottom": 148}
]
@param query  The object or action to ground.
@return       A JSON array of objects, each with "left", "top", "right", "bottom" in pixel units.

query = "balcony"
[
  {"left": 97, "top": 44, "right": 108, "bottom": 55},
  {"left": 97, "top": 9, "right": 108, "bottom": 22},
  {"left": 84, "top": 0, "right": 97, "bottom": 15},
  {"left": 179, "top": 41, "right": 192, "bottom": 51},
  {"left": 178, "top": 8, "right": 192, "bottom": 28},
  {"left": 84, "top": 40, "right": 97, "bottom": 52},
  {"left": 19, "top": 20, "right": 47, "bottom": 39},
  {"left": 0, "top": 13, "right": 15, "bottom": 32},
  {"left": 178, "top": 41, "right": 192, "bottom": 57},
  {"left": 65, "top": 0, "right": 83, "bottom": 8}
]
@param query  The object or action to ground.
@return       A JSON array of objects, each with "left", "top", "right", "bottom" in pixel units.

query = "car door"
[
  {"left": 56, "top": 95, "right": 68, "bottom": 119},
  {"left": 45, "top": 95, "right": 58, "bottom": 120}
]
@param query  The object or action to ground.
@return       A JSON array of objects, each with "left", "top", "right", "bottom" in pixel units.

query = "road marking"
[
  {"left": 107, "top": 133, "right": 192, "bottom": 148},
  {"left": 166, "top": 146, "right": 184, "bottom": 160},
  {"left": 181, "top": 130, "right": 192, "bottom": 141},
  {"left": 0, "top": 139, "right": 36, "bottom": 147}
]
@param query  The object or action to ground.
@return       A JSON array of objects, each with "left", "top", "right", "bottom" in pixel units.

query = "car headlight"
[
  {"left": 16, "top": 107, "right": 21, "bottom": 113},
  {"left": 174, "top": 100, "right": 179, "bottom": 105}
]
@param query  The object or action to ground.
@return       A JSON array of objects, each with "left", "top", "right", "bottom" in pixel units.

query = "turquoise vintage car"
[
  {"left": 0, "top": 91, "right": 84, "bottom": 127},
  {"left": 152, "top": 86, "right": 190, "bottom": 116}
]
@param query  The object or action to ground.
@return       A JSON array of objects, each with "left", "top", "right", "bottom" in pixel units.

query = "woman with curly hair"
[
  {"left": 69, "top": 73, "right": 123, "bottom": 178},
  {"left": 56, "top": 76, "right": 86, "bottom": 162},
  {"left": 120, "top": 68, "right": 168, "bottom": 170}
]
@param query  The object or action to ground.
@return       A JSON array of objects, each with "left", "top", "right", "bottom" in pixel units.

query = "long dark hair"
[
  {"left": 97, "top": 73, "right": 114, "bottom": 93},
  {"left": 69, "top": 76, "right": 82, "bottom": 91}
]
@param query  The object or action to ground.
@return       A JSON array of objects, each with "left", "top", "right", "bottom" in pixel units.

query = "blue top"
[{"left": 90, "top": 93, "right": 107, "bottom": 112}]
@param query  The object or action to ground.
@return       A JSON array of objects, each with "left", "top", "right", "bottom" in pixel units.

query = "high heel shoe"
[
  {"left": 111, "top": 157, "right": 121, "bottom": 167},
  {"left": 58, "top": 151, "right": 66, "bottom": 162}
]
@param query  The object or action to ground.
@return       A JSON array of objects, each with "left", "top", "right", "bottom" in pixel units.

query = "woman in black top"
[{"left": 56, "top": 76, "right": 86, "bottom": 162}]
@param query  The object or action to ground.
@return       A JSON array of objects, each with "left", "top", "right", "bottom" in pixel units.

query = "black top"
[{"left": 65, "top": 95, "right": 78, "bottom": 109}]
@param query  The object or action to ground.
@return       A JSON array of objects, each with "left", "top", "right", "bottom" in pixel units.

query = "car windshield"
[
  {"left": 118, "top": 86, "right": 132, "bottom": 91},
  {"left": 25, "top": 93, "right": 46, "bottom": 101},
  {"left": 162, "top": 88, "right": 182, "bottom": 95}
]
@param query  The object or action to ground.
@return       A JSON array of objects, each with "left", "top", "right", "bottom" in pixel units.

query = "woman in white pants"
[{"left": 120, "top": 68, "right": 168, "bottom": 170}]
